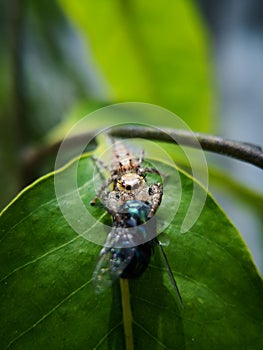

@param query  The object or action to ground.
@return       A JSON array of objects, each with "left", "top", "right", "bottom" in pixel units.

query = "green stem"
[{"left": 120, "top": 279, "right": 134, "bottom": 350}]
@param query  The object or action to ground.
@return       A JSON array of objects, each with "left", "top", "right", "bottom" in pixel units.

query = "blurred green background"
[
  {"left": 0, "top": 0, "right": 213, "bottom": 204},
  {"left": 0, "top": 0, "right": 262, "bottom": 271}
]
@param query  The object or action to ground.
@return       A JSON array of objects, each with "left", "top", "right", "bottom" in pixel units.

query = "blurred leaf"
[
  {"left": 58, "top": 0, "right": 213, "bottom": 131},
  {"left": 160, "top": 142, "right": 263, "bottom": 213},
  {"left": 1, "top": 154, "right": 262, "bottom": 349},
  {"left": 0, "top": 1, "right": 20, "bottom": 209},
  {"left": 0, "top": 0, "right": 108, "bottom": 207},
  {"left": 208, "top": 165, "right": 263, "bottom": 213},
  {"left": 17, "top": 0, "right": 107, "bottom": 141},
  {"left": 45, "top": 100, "right": 110, "bottom": 144}
]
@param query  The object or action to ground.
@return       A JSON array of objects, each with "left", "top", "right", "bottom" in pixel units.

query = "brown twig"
[
  {"left": 110, "top": 126, "right": 263, "bottom": 169},
  {"left": 22, "top": 126, "right": 263, "bottom": 177}
]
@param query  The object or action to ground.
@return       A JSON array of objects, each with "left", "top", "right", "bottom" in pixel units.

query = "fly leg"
[{"left": 158, "top": 242, "right": 183, "bottom": 307}]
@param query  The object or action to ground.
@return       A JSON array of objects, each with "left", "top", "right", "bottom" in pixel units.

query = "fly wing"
[
  {"left": 92, "top": 247, "right": 118, "bottom": 293},
  {"left": 92, "top": 227, "right": 136, "bottom": 294}
]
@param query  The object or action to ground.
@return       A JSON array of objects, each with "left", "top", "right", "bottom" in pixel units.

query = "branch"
[
  {"left": 22, "top": 126, "right": 263, "bottom": 180},
  {"left": 109, "top": 126, "right": 263, "bottom": 169}
]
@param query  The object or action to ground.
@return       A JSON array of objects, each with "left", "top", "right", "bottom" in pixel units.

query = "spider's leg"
[
  {"left": 90, "top": 176, "right": 115, "bottom": 205},
  {"left": 137, "top": 149, "right": 145, "bottom": 166},
  {"left": 147, "top": 183, "right": 163, "bottom": 219},
  {"left": 91, "top": 155, "right": 111, "bottom": 173},
  {"left": 139, "top": 167, "right": 161, "bottom": 176},
  {"left": 139, "top": 167, "right": 169, "bottom": 180},
  {"left": 102, "top": 200, "right": 122, "bottom": 223}
]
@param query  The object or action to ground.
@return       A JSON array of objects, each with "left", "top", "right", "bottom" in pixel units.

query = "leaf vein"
[
  {"left": 0, "top": 178, "right": 94, "bottom": 243},
  {"left": 133, "top": 320, "right": 171, "bottom": 349},
  {"left": 3, "top": 279, "right": 92, "bottom": 350},
  {"left": 93, "top": 321, "right": 123, "bottom": 349},
  {"left": 0, "top": 211, "right": 106, "bottom": 283}
]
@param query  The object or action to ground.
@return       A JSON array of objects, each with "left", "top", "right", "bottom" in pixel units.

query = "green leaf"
[
  {"left": 1, "top": 155, "right": 262, "bottom": 349},
  {"left": 58, "top": 0, "right": 213, "bottom": 131}
]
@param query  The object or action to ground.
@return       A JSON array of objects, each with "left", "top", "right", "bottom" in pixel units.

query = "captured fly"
[{"left": 92, "top": 199, "right": 182, "bottom": 305}]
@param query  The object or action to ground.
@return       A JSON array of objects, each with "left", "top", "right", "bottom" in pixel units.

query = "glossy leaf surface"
[{"left": 0, "top": 155, "right": 262, "bottom": 349}]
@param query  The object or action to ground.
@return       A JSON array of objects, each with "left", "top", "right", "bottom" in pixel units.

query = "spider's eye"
[
  {"left": 126, "top": 185, "right": 131, "bottom": 191},
  {"left": 148, "top": 187, "right": 154, "bottom": 195}
]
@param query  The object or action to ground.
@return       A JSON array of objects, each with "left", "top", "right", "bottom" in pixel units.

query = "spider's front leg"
[
  {"left": 137, "top": 149, "right": 145, "bottom": 167},
  {"left": 139, "top": 167, "right": 168, "bottom": 180},
  {"left": 91, "top": 155, "right": 111, "bottom": 173},
  {"left": 100, "top": 190, "right": 123, "bottom": 224},
  {"left": 147, "top": 183, "right": 163, "bottom": 219},
  {"left": 90, "top": 175, "right": 118, "bottom": 206}
]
